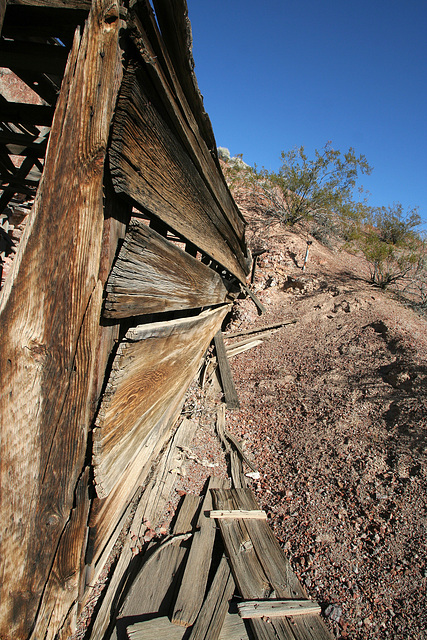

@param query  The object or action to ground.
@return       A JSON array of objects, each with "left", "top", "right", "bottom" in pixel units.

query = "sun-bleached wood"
[
  {"left": 93, "top": 306, "right": 230, "bottom": 498},
  {"left": 212, "top": 488, "right": 333, "bottom": 640},
  {"left": 0, "top": 1, "right": 123, "bottom": 635},
  {"left": 210, "top": 510, "right": 267, "bottom": 520},
  {"left": 237, "top": 600, "right": 322, "bottom": 619},
  {"left": 172, "top": 477, "right": 226, "bottom": 627},
  {"left": 109, "top": 63, "right": 248, "bottom": 282},
  {"left": 104, "top": 218, "right": 230, "bottom": 318}
]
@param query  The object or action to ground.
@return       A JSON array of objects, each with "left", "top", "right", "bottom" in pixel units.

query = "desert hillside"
[{"left": 220, "top": 191, "right": 427, "bottom": 639}]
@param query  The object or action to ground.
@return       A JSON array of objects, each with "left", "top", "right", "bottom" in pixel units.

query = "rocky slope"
[{"left": 222, "top": 195, "right": 427, "bottom": 639}]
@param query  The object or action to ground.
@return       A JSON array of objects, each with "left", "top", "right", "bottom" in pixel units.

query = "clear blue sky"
[{"left": 186, "top": 0, "right": 427, "bottom": 225}]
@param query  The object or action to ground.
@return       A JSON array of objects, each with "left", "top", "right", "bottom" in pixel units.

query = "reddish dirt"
[{"left": 221, "top": 199, "right": 427, "bottom": 639}]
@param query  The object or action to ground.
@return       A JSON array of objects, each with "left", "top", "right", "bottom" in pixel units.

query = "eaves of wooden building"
[{"left": 0, "top": 1, "right": 251, "bottom": 637}]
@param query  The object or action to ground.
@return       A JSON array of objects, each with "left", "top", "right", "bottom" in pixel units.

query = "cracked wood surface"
[
  {"left": 0, "top": 0, "right": 123, "bottom": 635},
  {"left": 93, "top": 306, "right": 230, "bottom": 498},
  {"left": 104, "top": 218, "right": 231, "bottom": 318}
]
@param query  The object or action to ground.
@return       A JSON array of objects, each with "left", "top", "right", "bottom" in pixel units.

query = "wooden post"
[
  {"left": 0, "top": 0, "right": 124, "bottom": 636},
  {"left": 302, "top": 240, "right": 312, "bottom": 272}
]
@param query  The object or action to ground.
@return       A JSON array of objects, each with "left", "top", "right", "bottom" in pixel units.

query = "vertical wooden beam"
[
  {"left": 0, "top": 0, "right": 124, "bottom": 636},
  {"left": 0, "top": 0, "right": 6, "bottom": 36}
]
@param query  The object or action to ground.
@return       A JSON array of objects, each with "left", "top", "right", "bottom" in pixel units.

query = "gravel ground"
[{"left": 221, "top": 203, "right": 427, "bottom": 640}]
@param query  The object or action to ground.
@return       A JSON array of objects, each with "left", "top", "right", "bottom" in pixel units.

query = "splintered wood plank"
[
  {"left": 86, "top": 421, "right": 197, "bottom": 638},
  {"left": 104, "top": 218, "right": 230, "bottom": 318},
  {"left": 127, "top": 617, "right": 185, "bottom": 640},
  {"left": 109, "top": 63, "right": 247, "bottom": 282},
  {"left": 187, "top": 554, "right": 235, "bottom": 640},
  {"left": 172, "top": 477, "right": 226, "bottom": 627},
  {"left": 210, "top": 510, "right": 267, "bottom": 520},
  {"left": 116, "top": 494, "right": 200, "bottom": 623},
  {"left": 0, "top": 0, "right": 124, "bottom": 636},
  {"left": 130, "top": 0, "right": 246, "bottom": 243},
  {"left": 238, "top": 600, "right": 321, "bottom": 619},
  {"left": 93, "top": 305, "right": 229, "bottom": 498},
  {"left": 214, "top": 331, "right": 240, "bottom": 410},
  {"left": 212, "top": 488, "right": 333, "bottom": 640}
]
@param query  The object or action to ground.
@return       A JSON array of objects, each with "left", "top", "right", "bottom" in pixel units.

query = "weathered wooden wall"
[{"left": 0, "top": 0, "right": 249, "bottom": 638}]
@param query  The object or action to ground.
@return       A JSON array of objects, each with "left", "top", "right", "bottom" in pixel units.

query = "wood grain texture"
[
  {"left": 214, "top": 331, "right": 240, "bottom": 410},
  {"left": 212, "top": 489, "right": 334, "bottom": 640},
  {"left": 93, "top": 305, "right": 229, "bottom": 497},
  {"left": 8, "top": 0, "right": 91, "bottom": 9},
  {"left": 0, "top": 0, "right": 123, "bottom": 635},
  {"left": 0, "top": 0, "right": 6, "bottom": 35},
  {"left": 104, "top": 218, "right": 230, "bottom": 318},
  {"left": 87, "top": 423, "right": 197, "bottom": 640},
  {"left": 172, "top": 477, "right": 225, "bottom": 627},
  {"left": 187, "top": 554, "right": 235, "bottom": 640},
  {"left": 129, "top": 0, "right": 246, "bottom": 243},
  {"left": 109, "top": 63, "right": 248, "bottom": 282}
]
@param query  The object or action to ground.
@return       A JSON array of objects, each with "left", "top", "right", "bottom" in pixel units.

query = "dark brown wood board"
[
  {"left": 212, "top": 488, "right": 334, "bottom": 640},
  {"left": 0, "top": 0, "right": 124, "bottom": 636},
  {"left": 109, "top": 63, "right": 248, "bottom": 282},
  {"left": 129, "top": 0, "right": 246, "bottom": 243},
  {"left": 104, "top": 218, "right": 230, "bottom": 318},
  {"left": 93, "top": 305, "right": 230, "bottom": 498}
]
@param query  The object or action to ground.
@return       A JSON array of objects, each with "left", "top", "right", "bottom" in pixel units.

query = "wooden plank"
[
  {"left": 188, "top": 555, "right": 236, "bottom": 640},
  {"left": 151, "top": 0, "right": 216, "bottom": 154},
  {"left": 109, "top": 63, "right": 248, "bottom": 282},
  {"left": 238, "top": 600, "right": 321, "bottom": 619},
  {"left": 0, "top": 0, "right": 124, "bottom": 636},
  {"left": 214, "top": 331, "right": 240, "bottom": 410},
  {"left": 8, "top": 0, "right": 91, "bottom": 9},
  {"left": 226, "top": 339, "right": 263, "bottom": 358},
  {"left": 29, "top": 469, "right": 91, "bottom": 640},
  {"left": 0, "top": 40, "right": 69, "bottom": 75},
  {"left": 172, "top": 477, "right": 226, "bottom": 627},
  {"left": 215, "top": 405, "right": 248, "bottom": 490},
  {"left": 103, "top": 218, "right": 230, "bottom": 318},
  {"left": 129, "top": 1, "right": 247, "bottom": 245},
  {"left": 212, "top": 489, "right": 334, "bottom": 640},
  {"left": 127, "top": 617, "right": 185, "bottom": 640},
  {"left": 87, "top": 433, "right": 199, "bottom": 640},
  {"left": 210, "top": 510, "right": 267, "bottom": 520},
  {"left": 219, "top": 610, "right": 250, "bottom": 640},
  {"left": 0, "top": 0, "right": 6, "bottom": 35},
  {"left": 224, "top": 319, "right": 297, "bottom": 340},
  {"left": 93, "top": 305, "right": 230, "bottom": 498},
  {"left": 111, "top": 494, "right": 201, "bottom": 630}
]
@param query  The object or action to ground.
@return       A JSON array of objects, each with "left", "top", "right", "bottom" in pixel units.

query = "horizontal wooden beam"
[
  {"left": 7, "top": 0, "right": 91, "bottom": 10},
  {"left": 104, "top": 218, "right": 231, "bottom": 318},
  {"left": 237, "top": 600, "right": 322, "bottom": 619},
  {"left": 209, "top": 509, "right": 267, "bottom": 520}
]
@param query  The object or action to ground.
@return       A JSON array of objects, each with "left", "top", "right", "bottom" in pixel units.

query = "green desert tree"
[
  {"left": 358, "top": 203, "right": 422, "bottom": 288},
  {"left": 242, "top": 142, "right": 373, "bottom": 227}
]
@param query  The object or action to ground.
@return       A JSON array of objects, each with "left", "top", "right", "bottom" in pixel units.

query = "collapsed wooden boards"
[
  {"left": 212, "top": 488, "right": 333, "bottom": 640},
  {"left": 0, "top": 1, "right": 124, "bottom": 636},
  {"left": 172, "top": 477, "right": 225, "bottom": 627},
  {"left": 87, "top": 419, "right": 198, "bottom": 640},
  {"left": 109, "top": 62, "right": 248, "bottom": 283},
  {"left": 132, "top": 0, "right": 245, "bottom": 243},
  {"left": 104, "top": 218, "right": 231, "bottom": 318},
  {"left": 93, "top": 305, "right": 230, "bottom": 498}
]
